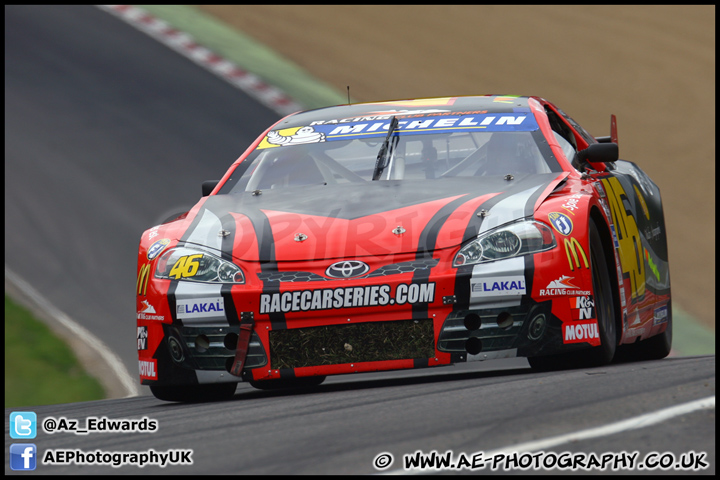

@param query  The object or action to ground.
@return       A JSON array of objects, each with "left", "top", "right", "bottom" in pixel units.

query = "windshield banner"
[{"left": 257, "top": 113, "right": 539, "bottom": 149}]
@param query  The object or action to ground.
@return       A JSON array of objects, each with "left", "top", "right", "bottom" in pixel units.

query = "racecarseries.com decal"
[{"left": 260, "top": 282, "right": 435, "bottom": 314}]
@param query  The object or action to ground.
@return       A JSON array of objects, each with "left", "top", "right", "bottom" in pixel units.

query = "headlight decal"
[{"left": 155, "top": 246, "right": 245, "bottom": 284}]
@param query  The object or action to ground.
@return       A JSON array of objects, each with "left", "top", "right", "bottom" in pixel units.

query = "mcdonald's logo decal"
[
  {"left": 137, "top": 263, "right": 152, "bottom": 296},
  {"left": 564, "top": 238, "right": 589, "bottom": 271}
]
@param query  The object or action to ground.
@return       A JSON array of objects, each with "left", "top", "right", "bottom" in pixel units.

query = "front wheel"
[
  {"left": 579, "top": 219, "right": 618, "bottom": 366},
  {"left": 529, "top": 220, "right": 617, "bottom": 370}
]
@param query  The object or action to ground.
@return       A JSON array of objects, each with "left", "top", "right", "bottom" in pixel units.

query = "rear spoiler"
[{"left": 595, "top": 114, "right": 618, "bottom": 144}]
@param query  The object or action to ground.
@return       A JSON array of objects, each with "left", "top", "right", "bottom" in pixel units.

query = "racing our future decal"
[
  {"left": 259, "top": 282, "right": 435, "bottom": 314},
  {"left": 539, "top": 275, "right": 591, "bottom": 296}
]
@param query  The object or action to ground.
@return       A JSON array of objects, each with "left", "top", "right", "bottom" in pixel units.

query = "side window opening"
[{"left": 545, "top": 106, "right": 579, "bottom": 167}]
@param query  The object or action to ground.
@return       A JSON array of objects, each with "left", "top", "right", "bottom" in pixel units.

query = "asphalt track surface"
[{"left": 4, "top": 5, "right": 715, "bottom": 475}]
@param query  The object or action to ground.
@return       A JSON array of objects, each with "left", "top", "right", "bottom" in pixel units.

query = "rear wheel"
[
  {"left": 248, "top": 376, "right": 326, "bottom": 391},
  {"left": 150, "top": 383, "right": 237, "bottom": 402},
  {"left": 529, "top": 220, "right": 617, "bottom": 370}
]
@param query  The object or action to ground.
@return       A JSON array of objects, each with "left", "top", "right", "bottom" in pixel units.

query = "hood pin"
[
  {"left": 294, "top": 233, "right": 308, "bottom": 242},
  {"left": 392, "top": 226, "right": 406, "bottom": 236},
  {"left": 218, "top": 229, "right": 231, "bottom": 237},
  {"left": 477, "top": 209, "right": 489, "bottom": 218}
]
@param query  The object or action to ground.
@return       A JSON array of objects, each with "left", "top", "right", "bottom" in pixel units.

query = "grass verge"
[{"left": 4, "top": 294, "right": 105, "bottom": 408}]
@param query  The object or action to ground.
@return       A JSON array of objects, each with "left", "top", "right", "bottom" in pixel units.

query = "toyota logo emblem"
[{"left": 325, "top": 261, "right": 370, "bottom": 279}]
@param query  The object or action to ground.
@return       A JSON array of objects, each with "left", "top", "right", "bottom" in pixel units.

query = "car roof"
[{"left": 278, "top": 95, "right": 539, "bottom": 128}]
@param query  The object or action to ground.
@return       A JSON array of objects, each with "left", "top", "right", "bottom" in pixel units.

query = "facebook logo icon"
[
  {"left": 10, "top": 411, "right": 37, "bottom": 439},
  {"left": 10, "top": 444, "right": 37, "bottom": 471}
]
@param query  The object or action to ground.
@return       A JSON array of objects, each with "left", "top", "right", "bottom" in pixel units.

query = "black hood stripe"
[
  {"left": 411, "top": 194, "right": 472, "bottom": 320},
  {"left": 238, "top": 208, "right": 287, "bottom": 330}
]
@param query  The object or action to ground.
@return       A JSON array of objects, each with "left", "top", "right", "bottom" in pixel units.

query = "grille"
[
  {"left": 366, "top": 258, "right": 439, "bottom": 278},
  {"left": 257, "top": 258, "right": 438, "bottom": 283},
  {"left": 269, "top": 318, "right": 435, "bottom": 369}
]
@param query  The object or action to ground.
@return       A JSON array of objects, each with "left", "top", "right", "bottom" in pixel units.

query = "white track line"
[
  {"left": 386, "top": 395, "right": 715, "bottom": 474},
  {"left": 5, "top": 267, "right": 139, "bottom": 398}
]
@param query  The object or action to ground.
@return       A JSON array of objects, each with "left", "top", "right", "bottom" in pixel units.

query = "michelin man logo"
[{"left": 267, "top": 126, "right": 326, "bottom": 146}]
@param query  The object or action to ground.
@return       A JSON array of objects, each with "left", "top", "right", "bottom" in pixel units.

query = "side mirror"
[
  {"left": 202, "top": 180, "right": 220, "bottom": 197},
  {"left": 577, "top": 142, "right": 618, "bottom": 165}
]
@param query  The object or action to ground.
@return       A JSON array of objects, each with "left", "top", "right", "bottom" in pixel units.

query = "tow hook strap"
[{"left": 230, "top": 312, "right": 254, "bottom": 377}]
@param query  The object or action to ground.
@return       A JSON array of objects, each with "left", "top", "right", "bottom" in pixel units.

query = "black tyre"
[
  {"left": 529, "top": 220, "right": 617, "bottom": 370},
  {"left": 150, "top": 383, "right": 237, "bottom": 402},
  {"left": 249, "top": 376, "right": 326, "bottom": 391},
  {"left": 579, "top": 219, "right": 618, "bottom": 366}
]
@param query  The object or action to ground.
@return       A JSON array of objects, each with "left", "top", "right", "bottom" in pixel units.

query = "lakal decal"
[{"left": 471, "top": 276, "right": 527, "bottom": 296}]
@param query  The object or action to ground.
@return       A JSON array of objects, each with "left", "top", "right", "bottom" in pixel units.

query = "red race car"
[{"left": 136, "top": 95, "right": 672, "bottom": 402}]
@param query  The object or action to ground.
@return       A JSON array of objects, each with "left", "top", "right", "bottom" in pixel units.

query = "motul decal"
[
  {"left": 562, "top": 320, "right": 600, "bottom": 345},
  {"left": 139, "top": 359, "right": 157, "bottom": 380},
  {"left": 259, "top": 282, "right": 435, "bottom": 314}
]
